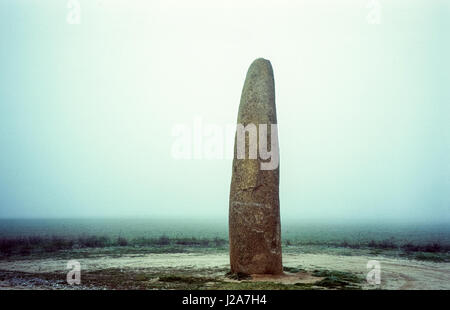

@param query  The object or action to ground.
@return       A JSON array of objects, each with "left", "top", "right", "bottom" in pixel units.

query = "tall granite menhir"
[{"left": 229, "top": 58, "right": 282, "bottom": 275}]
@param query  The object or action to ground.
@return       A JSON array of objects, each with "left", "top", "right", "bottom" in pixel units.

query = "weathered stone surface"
[{"left": 229, "top": 58, "right": 282, "bottom": 275}]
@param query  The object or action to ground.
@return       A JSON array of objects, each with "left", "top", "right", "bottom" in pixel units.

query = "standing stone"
[{"left": 229, "top": 58, "right": 282, "bottom": 275}]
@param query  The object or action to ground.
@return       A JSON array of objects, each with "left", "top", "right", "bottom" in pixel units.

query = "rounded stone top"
[
  {"left": 248, "top": 58, "right": 273, "bottom": 76},
  {"left": 238, "top": 58, "right": 276, "bottom": 124}
]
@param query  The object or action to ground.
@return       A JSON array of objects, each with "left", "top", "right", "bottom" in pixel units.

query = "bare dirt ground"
[{"left": 0, "top": 252, "right": 448, "bottom": 290}]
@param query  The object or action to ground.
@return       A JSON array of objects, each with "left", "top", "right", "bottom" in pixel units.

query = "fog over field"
[{"left": 1, "top": 1, "right": 449, "bottom": 224}]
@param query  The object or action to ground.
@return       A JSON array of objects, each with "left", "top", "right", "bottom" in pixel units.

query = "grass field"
[{"left": 0, "top": 219, "right": 448, "bottom": 290}]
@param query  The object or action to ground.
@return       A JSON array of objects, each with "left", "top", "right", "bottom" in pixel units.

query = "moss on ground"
[
  {"left": 210, "top": 281, "right": 316, "bottom": 290},
  {"left": 0, "top": 267, "right": 364, "bottom": 290},
  {"left": 283, "top": 266, "right": 306, "bottom": 273},
  {"left": 225, "top": 271, "right": 252, "bottom": 281},
  {"left": 311, "top": 269, "right": 363, "bottom": 289}
]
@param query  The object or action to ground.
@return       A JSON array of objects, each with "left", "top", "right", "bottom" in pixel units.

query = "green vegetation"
[
  {"left": 225, "top": 271, "right": 252, "bottom": 281},
  {"left": 1, "top": 234, "right": 448, "bottom": 262},
  {"left": 283, "top": 238, "right": 450, "bottom": 253},
  {"left": 159, "top": 275, "right": 216, "bottom": 284},
  {"left": 312, "top": 269, "right": 363, "bottom": 289},
  {"left": 283, "top": 266, "right": 306, "bottom": 273},
  {"left": 211, "top": 281, "right": 315, "bottom": 290},
  {"left": 283, "top": 238, "right": 450, "bottom": 262},
  {"left": 0, "top": 235, "right": 228, "bottom": 259},
  {"left": 0, "top": 268, "right": 318, "bottom": 290},
  {"left": 407, "top": 252, "right": 447, "bottom": 262}
]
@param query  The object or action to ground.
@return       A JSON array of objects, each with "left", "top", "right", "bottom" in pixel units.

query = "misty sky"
[{"left": 0, "top": 0, "right": 449, "bottom": 222}]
